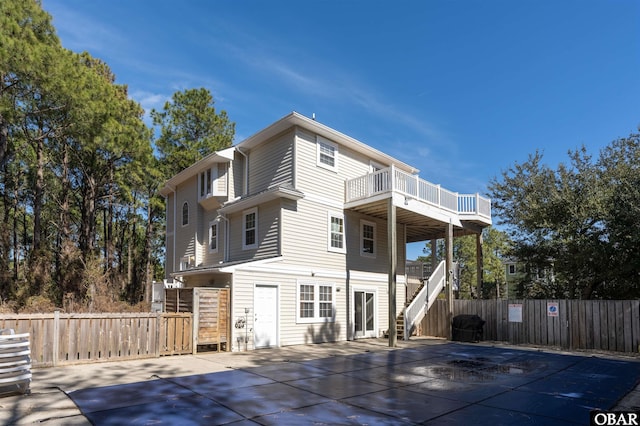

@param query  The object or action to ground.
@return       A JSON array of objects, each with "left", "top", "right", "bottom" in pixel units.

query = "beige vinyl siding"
[
  {"left": 227, "top": 199, "right": 281, "bottom": 262},
  {"left": 281, "top": 198, "right": 347, "bottom": 270},
  {"left": 248, "top": 130, "right": 294, "bottom": 194},
  {"left": 174, "top": 175, "right": 198, "bottom": 268},
  {"left": 232, "top": 268, "right": 348, "bottom": 350},
  {"left": 294, "top": 128, "right": 381, "bottom": 201},
  {"left": 200, "top": 209, "right": 224, "bottom": 267},
  {"left": 164, "top": 192, "right": 175, "bottom": 278},
  {"left": 231, "top": 152, "right": 244, "bottom": 198},
  {"left": 283, "top": 128, "right": 406, "bottom": 274},
  {"left": 216, "top": 163, "right": 228, "bottom": 195}
]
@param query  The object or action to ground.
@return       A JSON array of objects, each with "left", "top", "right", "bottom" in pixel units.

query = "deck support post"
[
  {"left": 476, "top": 232, "right": 484, "bottom": 299},
  {"left": 387, "top": 197, "right": 397, "bottom": 347},
  {"left": 445, "top": 220, "right": 454, "bottom": 340}
]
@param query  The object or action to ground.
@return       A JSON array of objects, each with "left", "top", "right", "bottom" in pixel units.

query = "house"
[
  {"left": 159, "top": 112, "right": 491, "bottom": 351},
  {"left": 504, "top": 258, "right": 556, "bottom": 298}
]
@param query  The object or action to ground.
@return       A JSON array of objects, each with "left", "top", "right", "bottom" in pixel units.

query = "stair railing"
[{"left": 403, "top": 260, "right": 446, "bottom": 340}]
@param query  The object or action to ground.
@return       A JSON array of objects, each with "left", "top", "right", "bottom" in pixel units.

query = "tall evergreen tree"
[{"left": 151, "top": 88, "right": 235, "bottom": 177}]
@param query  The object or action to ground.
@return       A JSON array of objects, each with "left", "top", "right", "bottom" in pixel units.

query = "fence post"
[
  {"left": 53, "top": 310, "right": 60, "bottom": 367},
  {"left": 192, "top": 289, "right": 200, "bottom": 355},
  {"left": 155, "top": 313, "right": 161, "bottom": 358}
]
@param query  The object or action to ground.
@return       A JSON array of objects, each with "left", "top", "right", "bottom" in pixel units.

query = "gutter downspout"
[
  {"left": 236, "top": 147, "right": 249, "bottom": 196},
  {"left": 217, "top": 214, "right": 230, "bottom": 263}
]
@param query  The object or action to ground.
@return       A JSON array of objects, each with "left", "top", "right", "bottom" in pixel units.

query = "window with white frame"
[
  {"left": 242, "top": 207, "right": 257, "bottom": 250},
  {"left": 180, "top": 256, "right": 191, "bottom": 271},
  {"left": 508, "top": 264, "right": 516, "bottom": 275},
  {"left": 209, "top": 221, "right": 218, "bottom": 253},
  {"left": 181, "top": 202, "right": 189, "bottom": 226},
  {"left": 316, "top": 136, "right": 338, "bottom": 171},
  {"left": 328, "top": 212, "right": 345, "bottom": 253},
  {"left": 296, "top": 281, "right": 335, "bottom": 323},
  {"left": 360, "top": 220, "right": 376, "bottom": 257}
]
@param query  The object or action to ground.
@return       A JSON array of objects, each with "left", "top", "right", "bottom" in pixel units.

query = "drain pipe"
[{"left": 216, "top": 214, "right": 230, "bottom": 263}]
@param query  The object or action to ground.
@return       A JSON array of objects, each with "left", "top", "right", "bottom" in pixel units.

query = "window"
[
  {"left": 508, "top": 264, "right": 516, "bottom": 275},
  {"left": 299, "top": 284, "right": 314, "bottom": 319},
  {"left": 180, "top": 256, "right": 191, "bottom": 271},
  {"left": 297, "top": 281, "right": 335, "bottom": 323},
  {"left": 316, "top": 136, "right": 338, "bottom": 171},
  {"left": 360, "top": 220, "right": 376, "bottom": 257},
  {"left": 328, "top": 212, "right": 345, "bottom": 253},
  {"left": 209, "top": 221, "right": 218, "bottom": 253},
  {"left": 198, "top": 166, "right": 219, "bottom": 199},
  {"left": 242, "top": 207, "right": 257, "bottom": 250},
  {"left": 181, "top": 202, "right": 189, "bottom": 226}
]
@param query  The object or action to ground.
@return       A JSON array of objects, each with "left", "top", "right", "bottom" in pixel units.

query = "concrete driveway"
[{"left": 2, "top": 338, "right": 639, "bottom": 425}]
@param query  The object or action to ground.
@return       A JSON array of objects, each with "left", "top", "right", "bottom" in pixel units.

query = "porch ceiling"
[{"left": 347, "top": 199, "right": 485, "bottom": 243}]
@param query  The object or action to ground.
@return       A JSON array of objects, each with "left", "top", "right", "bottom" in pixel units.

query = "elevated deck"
[{"left": 345, "top": 166, "right": 491, "bottom": 241}]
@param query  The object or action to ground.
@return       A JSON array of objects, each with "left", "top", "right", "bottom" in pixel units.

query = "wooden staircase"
[
  {"left": 397, "top": 283, "right": 424, "bottom": 338},
  {"left": 386, "top": 283, "right": 424, "bottom": 339},
  {"left": 385, "top": 260, "right": 448, "bottom": 340}
]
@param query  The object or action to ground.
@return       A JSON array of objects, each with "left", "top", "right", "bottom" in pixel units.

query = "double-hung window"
[
  {"left": 316, "top": 136, "right": 338, "bottom": 171},
  {"left": 360, "top": 220, "right": 376, "bottom": 257},
  {"left": 297, "top": 281, "right": 335, "bottom": 323},
  {"left": 328, "top": 212, "right": 345, "bottom": 253},
  {"left": 242, "top": 207, "right": 257, "bottom": 250},
  {"left": 209, "top": 221, "right": 218, "bottom": 253}
]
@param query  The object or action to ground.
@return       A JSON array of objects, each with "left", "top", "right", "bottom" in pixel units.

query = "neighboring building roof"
[{"left": 159, "top": 111, "right": 419, "bottom": 196}]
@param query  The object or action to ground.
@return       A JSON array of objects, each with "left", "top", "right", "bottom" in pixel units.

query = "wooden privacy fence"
[
  {"left": 165, "top": 288, "right": 230, "bottom": 351},
  {"left": 423, "top": 299, "right": 640, "bottom": 354},
  {"left": 0, "top": 312, "right": 193, "bottom": 368}
]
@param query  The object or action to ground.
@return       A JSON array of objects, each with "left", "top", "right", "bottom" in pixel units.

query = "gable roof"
[
  {"left": 238, "top": 112, "right": 418, "bottom": 174},
  {"left": 159, "top": 111, "right": 419, "bottom": 196}
]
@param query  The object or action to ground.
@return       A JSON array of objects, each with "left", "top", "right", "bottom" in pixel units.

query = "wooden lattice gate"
[{"left": 165, "top": 288, "right": 230, "bottom": 352}]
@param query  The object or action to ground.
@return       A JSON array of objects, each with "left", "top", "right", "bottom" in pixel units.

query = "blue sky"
[{"left": 42, "top": 0, "right": 639, "bottom": 260}]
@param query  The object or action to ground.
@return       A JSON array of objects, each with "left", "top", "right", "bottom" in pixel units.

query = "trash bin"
[{"left": 452, "top": 314, "right": 485, "bottom": 342}]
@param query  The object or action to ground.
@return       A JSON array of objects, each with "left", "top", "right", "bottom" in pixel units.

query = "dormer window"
[{"left": 199, "top": 165, "right": 224, "bottom": 199}]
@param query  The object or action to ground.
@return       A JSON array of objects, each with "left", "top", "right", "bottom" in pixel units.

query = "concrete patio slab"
[{"left": 1, "top": 338, "right": 639, "bottom": 425}]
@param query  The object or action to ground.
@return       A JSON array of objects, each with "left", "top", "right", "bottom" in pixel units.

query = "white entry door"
[
  {"left": 254, "top": 284, "right": 278, "bottom": 348},
  {"left": 354, "top": 289, "right": 376, "bottom": 338}
]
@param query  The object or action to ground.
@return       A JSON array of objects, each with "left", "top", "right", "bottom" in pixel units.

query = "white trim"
[
  {"left": 242, "top": 207, "right": 258, "bottom": 250},
  {"left": 327, "top": 211, "right": 346, "bottom": 254},
  {"left": 360, "top": 219, "right": 376, "bottom": 258},
  {"left": 351, "top": 286, "right": 378, "bottom": 339},
  {"left": 316, "top": 136, "right": 338, "bottom": 172},
  {"left": 370, "top": 160, "right": 385, "bottom": 172},
  {"left": 253, "top": 283, "right": 280, "bottom": 348},
  {"left": 296, "top": 280, "right": 336, "bottom": 324}
]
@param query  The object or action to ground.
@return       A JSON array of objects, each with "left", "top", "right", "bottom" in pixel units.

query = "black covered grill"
[{"left": 452, "top": 314, "right": 485, "bottom": 342}]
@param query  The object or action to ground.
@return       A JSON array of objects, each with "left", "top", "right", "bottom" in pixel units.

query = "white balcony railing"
[{"left": 345, "top": 166, "right": 491, "bottom": 219}]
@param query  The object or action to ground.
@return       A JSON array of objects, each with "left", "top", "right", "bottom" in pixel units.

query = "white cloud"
[{"left": 43, "top": 1, "right": 125, "bottom": 56}]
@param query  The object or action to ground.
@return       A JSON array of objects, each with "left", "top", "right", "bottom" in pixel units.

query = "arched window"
[{"left": 182, "top": 202, "right": 189, "bottom": 226}]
